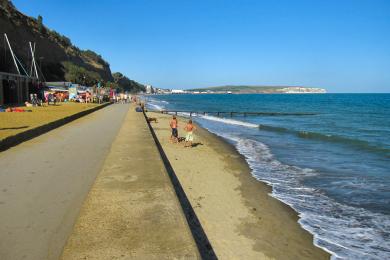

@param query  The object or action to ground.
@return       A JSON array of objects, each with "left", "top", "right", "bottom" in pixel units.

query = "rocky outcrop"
[{"left": 0, "top": 0, "right": 113, "bottom": 82}]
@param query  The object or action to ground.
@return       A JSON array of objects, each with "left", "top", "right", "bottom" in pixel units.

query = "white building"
[
  {"left": 146, "top": 85, "right": 153, "bottom": 94},
  {"left": 171, "top": 89, "right": 187, "bottom": 94}
]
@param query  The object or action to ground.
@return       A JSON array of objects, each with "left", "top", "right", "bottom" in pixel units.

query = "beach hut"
[{"left": 0, "top": 72, "right": 39, "bottom": 105}]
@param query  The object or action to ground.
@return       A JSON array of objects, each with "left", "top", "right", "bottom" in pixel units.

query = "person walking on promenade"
[
  {"left": 86, "top": 92, "right": 91, "bottom": 103},
  {"left": 47, "top": 93, "right": 55, "bottom": 105},
  {"left": 184, "top": 119, "right": 196, "bottom": 148},
  {"left": 30, "top": 94, "right": 34, "bottom": 106},
  {"left": 33, "top": 94, "right": 40, "bottom": 106},
  {"left": 170, "top": 116, "right": 179, "bottom": 143},
  {"left": 47, "top": 93, "right": 51, "bottom": 105}
]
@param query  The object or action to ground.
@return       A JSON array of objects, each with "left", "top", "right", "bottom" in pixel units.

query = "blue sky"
[{"left": 12, "top": 0, "right": 390, "bottom": 92}]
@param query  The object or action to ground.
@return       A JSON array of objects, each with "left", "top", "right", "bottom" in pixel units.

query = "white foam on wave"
[
  {"left": 199, "top": 115, "right": 259, "bottom": 128},
  {"left": 159, "top": 111, "right": 192, "bottom": 118},
  {"left": 146, "top": 101, "right": 258, "bottom": 129},
  {"left": 145, "top": 98, "right": 170, "bottom": 111},
  {"left": 147, "top": 103, "right": 164, "bottom": 111},
  {"left": 197, "top": 129, "right": 390, "bottom": 260},
  {"left": 177, "top": 112, "right": 191, "bottom": 117}
]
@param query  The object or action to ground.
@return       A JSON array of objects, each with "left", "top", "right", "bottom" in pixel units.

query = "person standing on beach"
[
  {"left": 170, "top": 116, "right": 179, "bottom": 143},
  {"left": 184, "top": 119, "right": 196, "bottom": 148}
]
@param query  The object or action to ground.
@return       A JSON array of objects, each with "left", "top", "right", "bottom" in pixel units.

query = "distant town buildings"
[
  {"left": 171, "top": 89, "right": 187, "bottom": 94},
  {"left": 154, "top": 88, "right": 171, "bottom": 94}
]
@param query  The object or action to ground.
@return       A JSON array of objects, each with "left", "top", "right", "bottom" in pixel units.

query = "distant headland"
[{"left": 148, "top": 85, "right": 327, "bottom": 94}]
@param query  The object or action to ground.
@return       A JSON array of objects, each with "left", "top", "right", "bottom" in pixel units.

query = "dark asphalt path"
[{"left": 0, "top": 104, "right": 129, "bottom": 260}]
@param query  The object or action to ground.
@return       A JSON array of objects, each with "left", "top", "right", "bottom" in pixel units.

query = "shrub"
[
  {"left": 63, "top": 61, "right": 102, "bottom": 86},
  {"left": 37, "top": 15, "right": 43, "bottom": 32}
]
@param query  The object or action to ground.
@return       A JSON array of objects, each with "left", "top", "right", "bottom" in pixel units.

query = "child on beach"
[
  {"left": 184, "top": 119, "right": 196, "bottom": 148},
  {"left": 170, "top": 116, "right": 178, "bottom": 143}
]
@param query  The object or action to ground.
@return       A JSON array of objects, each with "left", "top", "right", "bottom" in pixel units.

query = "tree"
[
  {"left": 105, "top": 81, "right": 118, "bottom": 89},
  {"left": 63, "top": 62, "right": 102, "bottom": 86},
  {"left": 112, "top": 72, "right": 145, "bottom": 93},
  {"left": 82, "top": 50, "right": 109, "bottom": 66},
  {"left": 61, "top": 35, "right": 72, "bottom": 47},
  {"left": 37, "top": 15, "right": 43, "bottom": 33}
]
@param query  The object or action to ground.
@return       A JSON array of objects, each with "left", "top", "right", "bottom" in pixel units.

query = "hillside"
[
  {"left": 0, "top": 0, "right": 113, "bottom": 82},
  {"left": 112, "top": 72, "right": 146, "bottom": 93},
  {"left": 189, "top": 85, "right": 327, "bottom": 93}
]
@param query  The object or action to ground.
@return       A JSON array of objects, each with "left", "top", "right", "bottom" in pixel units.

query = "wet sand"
[{"left": 147, "top": 111, "right": 330, "bottom": 259}]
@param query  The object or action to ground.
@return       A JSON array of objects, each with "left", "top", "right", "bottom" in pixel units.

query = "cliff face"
[{"left": 0, "top": 0, "right": 113, "bottom": 82}]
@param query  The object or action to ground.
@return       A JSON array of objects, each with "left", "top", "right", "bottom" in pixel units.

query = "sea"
[{"left": 144, "top": 93, "right": 389, "bottom": 259}]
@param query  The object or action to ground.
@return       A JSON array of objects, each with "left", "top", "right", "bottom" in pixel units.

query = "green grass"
[{"left": 0, "top": 102, "right": 100, "bottom": 140}]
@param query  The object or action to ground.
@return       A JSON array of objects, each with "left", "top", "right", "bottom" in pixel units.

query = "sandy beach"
[{"left": 147, "top": 111, "right": 330, "bottom": 259}]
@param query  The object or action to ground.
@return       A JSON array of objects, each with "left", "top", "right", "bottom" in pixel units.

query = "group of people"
[
  {"left": 47, "top": 92, "right": 59, "bottom": 105},
  {"left": 74, "top": 92, "right": 107, "bottom": 104},
  {"left": 113, "top": 93, "right": 132, "bottom": 104},
  {"left": 35, "top": 92, "right": 66, "bottom": 106},
  {"left": 169, "top": 115, "right": 197, "bottom": 148},
  {"left": 24, "top": 91, "right": 102, "bottom": 107},
  {"left": 25, "top": 93, "right": 43, "bottom": 107}
]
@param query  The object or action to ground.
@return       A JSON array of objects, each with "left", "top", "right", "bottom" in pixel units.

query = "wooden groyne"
[{"left": 150, "top": 110, "right": 317, "bottom": 117}]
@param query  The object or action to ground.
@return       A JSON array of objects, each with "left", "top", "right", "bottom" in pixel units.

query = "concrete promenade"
[
  {"left": 0, "top": 104, "right": 129, "bottom": 260},
  {"left": 61, "top": 106, "right": 199, "bottom": 259}
]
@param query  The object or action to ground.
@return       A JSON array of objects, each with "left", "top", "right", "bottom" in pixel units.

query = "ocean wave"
[
  {"left": 258, "top": 124, "right": 390, "bottom": 157},
  {"left": 258, "top": 124, "right": 290, "bottom": 132},
  {"left": 147, "top": 103, "right": 164, "bottom": 111},
  {"left": 146, "top": 100, "right": 193, "bottom": 119},
  {"left": 199, "top": 129, "right": 390, "bottom": 259},
  {"left": 199, "top": 115, "right": 259, "bottom": 128},
  {"left": 145, "top": 98, "right": 170, "bottom": 111},
  {"left": 196, "top": 115, "right": 388, "bottom": 156}
]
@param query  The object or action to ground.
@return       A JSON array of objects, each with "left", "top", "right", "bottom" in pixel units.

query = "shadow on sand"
[
  {"left": 191, "top": 142, "right": 203, "bottom": 148},
  {"left": 145, "top": 115, "right": 217, "bottom": 259}
]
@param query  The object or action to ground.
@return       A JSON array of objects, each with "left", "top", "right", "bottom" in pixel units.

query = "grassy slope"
[{"left": 0, "top": 103, "right": 100, "bottom": 140}]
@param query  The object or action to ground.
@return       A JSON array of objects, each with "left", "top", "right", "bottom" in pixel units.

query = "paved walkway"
[
  {"left": 0, "top": 104, "right": 129, "bottom": 260},
  {"left": 61, "top": 106, "right": 199, "bottom": 259}
]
